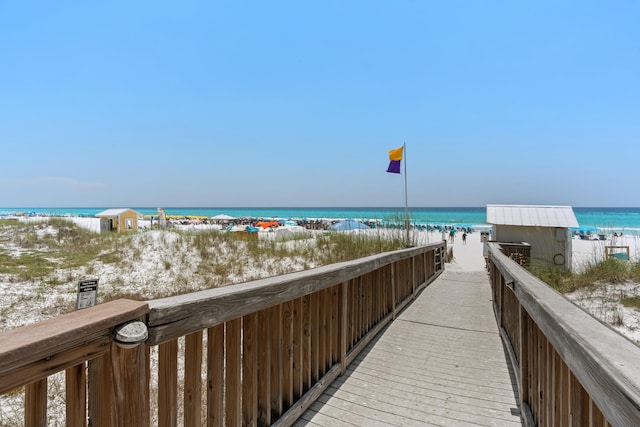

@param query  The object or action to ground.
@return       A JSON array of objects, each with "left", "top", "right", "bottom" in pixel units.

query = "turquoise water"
[{"left": 2, "top": 207, "right": 640, "bottom": 234}]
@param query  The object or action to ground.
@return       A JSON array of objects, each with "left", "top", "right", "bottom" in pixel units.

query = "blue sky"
[{"left": 1, "top": 1, "right": 638, "bottom": 207}]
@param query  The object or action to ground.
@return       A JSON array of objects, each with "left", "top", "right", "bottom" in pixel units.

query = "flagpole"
[{"left": 403, "top": 142, "right": 409, "bottom": 245}]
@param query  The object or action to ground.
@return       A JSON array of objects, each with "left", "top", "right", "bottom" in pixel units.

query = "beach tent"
[
  {"left": 327, "top": 220, "right": 371, "bottom": 231},
  {"left": 257, "top": 221, "right": 280, "bottom": 229},
  {"left": 211, "top": 214, "right": 236, "bottom": 221}
]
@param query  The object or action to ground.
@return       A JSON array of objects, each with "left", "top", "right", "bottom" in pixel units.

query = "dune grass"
[
  {"left": 528, "top": 258, "right": 640, "bottom": 312},
  {"left": 0, "top": 218, "right": 124, "bottom": 281},
  {"left": 0, "top": 218, "right": 410, "bottom": 302}
]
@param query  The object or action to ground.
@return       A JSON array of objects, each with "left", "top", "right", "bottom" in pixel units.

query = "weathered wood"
[
  {"left": 390, "top": 263, "right": 396, "bottom": 320},
  {"left": 411, "top": 256, "right": 416, "bottom": 297},
  {"left": 25, "top": 378, "right": 47, "bottom": 427},
  {"left": 310, "top": 292, "right": 319, "bottom": 383},
  {"left": 292, "top": 298, "right": 303, "bottom": 400},
  {"left": 146, "top": 245, "right": 443, "bottom": 345},
  {"left": 340, "top": 281, "right": 348, "bottom": 375},
  {"left": 243, "top": 313, "right": 258, "bottom": 426},
  {"left": 570, "top": 374, "right": 588, "bottom": 426},
  {"left": 66, "top": 363, "right": 86, "bottom": 427},
  {"left": 318, "top": 289, "right": 327, "bottom": 376},
  {"left": 282, "top": 300, "right": 294, "bottom": 409},
  {"left": 158, "top": 339, "right": 178, "bottom": 427},
  {"left": 0, "top": 335, "right": 109, "bottom": 396},
  {"left": 271, "top": 364, "right": 341, "bottom": 427},
  {"left": 226, "top": 318, "right": 242, "bottom": 427},
  {"left": 111, "top": 341, "right": 147, "bottom": 426},
  {"left": 270, "top": 304, "right": 283, "bottom": 420},
  {"left": 324, "top": 288, "right": 332, "bottom": 371},
  {"left": 302, "top": 295, "right": 311, "bottom": 392},
  {"left": 554, "top": 351, "right": 562, "bottom": 427},
  {"left": 331, "top": 285, "right": 339, "bottom": 366},
  {"left": 345, "top": 311, "right": 393, "bottom": 368},
  {"left": 519, "top": 304, "right": 529, "bottom": 415},
  {"left": 305, "top": 269, "right": 522, "bottom": 426},
  {"left": 0, "top": 299, "right": 149, "bottom": 375},
  {"left": 257, "top": 309, "right": 271, "bottom": 426},
  {"left": 88, "top": 353, "right": 115, "bottom": 426},
  {"left": 489, "top": 243, "right": 640, "bottom": 426},
  {"left": 2, "top": 245, "right": 451, "bottom": 427},
  {"left": 184, "top": 331, "right": 203, "bottom": 427},
  {"left": 207, "top": 324, "right": 224, "bottom": 427}
]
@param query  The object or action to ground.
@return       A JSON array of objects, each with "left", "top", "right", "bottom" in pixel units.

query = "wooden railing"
[
  {"left": 0, "top": 242, "right": 445, "bottom": 426},
  {"left": 488, "top": 242, "right": 640, "bottom": 427}
]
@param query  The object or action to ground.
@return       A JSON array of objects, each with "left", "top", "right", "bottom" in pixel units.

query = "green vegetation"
[
  {"left": 530, "top": 258, "right": 639, "bottom": 293},
  {"left": 0, "top": 219, "right": 409, "bottom": 305},
  {"left": 0, "top": 219, "right": 125, "bottom": 281},
  {"left": 529, "top": 258, "right": 640, "bottom": 310}
]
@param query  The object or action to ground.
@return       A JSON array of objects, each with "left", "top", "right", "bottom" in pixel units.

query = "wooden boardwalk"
[{"left": 295, "top": 267, "right": 523, "bottom": 426}]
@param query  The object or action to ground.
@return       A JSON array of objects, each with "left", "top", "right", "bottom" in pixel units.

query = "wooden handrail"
[
  {"left": 146, "top": 245, "right": 433, "bottom": 346},
  {"left": 488, "top": 242, "right": 640, "bottom": 426},
  {"left": 1, "top": 243, "right": 444, "bottom": 426},
  {"left": 0, "top": 299, "right": 148, "bottom": 395}
]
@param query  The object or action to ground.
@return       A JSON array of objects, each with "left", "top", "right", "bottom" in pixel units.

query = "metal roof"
[
  {"left": 486, "top": 204, "right": 579, "bottom": 228},
  {"left": 95, "top": 208, "right": 139, "bottom": 217}
]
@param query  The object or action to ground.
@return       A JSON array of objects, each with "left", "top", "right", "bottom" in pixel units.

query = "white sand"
[
  {"left": 1, "top": 217, "right": 639, "bottom": 424},
  {"left": 2, "top": 217, "right": 639, "bottom": 343}
]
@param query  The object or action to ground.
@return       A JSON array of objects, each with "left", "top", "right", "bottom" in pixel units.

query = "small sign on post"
[{"left": 76, "top": 279, "right": 99, "bottom": 310}]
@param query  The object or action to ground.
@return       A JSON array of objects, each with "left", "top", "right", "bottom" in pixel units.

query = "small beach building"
[
  {"left": 486, "top": 204, "right": 579, "bottom": 271},
  {"left": 95, "top": 208, "right": 141, "bottom": 233}
]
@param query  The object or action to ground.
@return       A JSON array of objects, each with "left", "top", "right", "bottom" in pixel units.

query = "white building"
[{"left": 486, "top": 204, "right": 579, "bottom": 271}]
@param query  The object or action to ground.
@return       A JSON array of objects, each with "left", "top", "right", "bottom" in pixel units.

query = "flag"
[{"left": 386, "top": 146, "right": 403, "bottom": 173}]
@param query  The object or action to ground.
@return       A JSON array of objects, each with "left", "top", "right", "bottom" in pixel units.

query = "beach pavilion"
[
  {"left": 486, "top": 204, "right": 579, "bottom": 271},
  {"left": 95, "top": 208, "right": 141, "bottom": 233},
  {"left": 210, "top": 214, "right": 236, "bottom": 224}
]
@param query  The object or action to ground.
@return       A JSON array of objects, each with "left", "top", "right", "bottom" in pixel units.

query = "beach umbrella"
[{"left": 327, "top": 220, "right": 371, "bottom": 231}]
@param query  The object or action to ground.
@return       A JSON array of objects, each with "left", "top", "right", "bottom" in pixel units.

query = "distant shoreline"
[{"left": 3, "top": 206, "right": 640, "bottom": 234}]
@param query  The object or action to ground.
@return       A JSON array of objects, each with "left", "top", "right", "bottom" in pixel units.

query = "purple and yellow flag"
[{"left": 386, "top": 146, "right": 403, "bottom": 173}]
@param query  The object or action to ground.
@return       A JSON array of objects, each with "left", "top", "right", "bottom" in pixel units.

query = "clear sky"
[{"left": 1, "top": 1, "right": 638, "bottom": 208}]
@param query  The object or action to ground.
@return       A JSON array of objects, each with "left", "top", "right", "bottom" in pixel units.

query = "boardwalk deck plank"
[{"left": 299, "top": 269, "right": 523, "bottom": 426}]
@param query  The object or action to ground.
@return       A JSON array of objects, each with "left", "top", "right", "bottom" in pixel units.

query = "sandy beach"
[{"left": 2, "top": 216, "right": 640, "bottom": 343}]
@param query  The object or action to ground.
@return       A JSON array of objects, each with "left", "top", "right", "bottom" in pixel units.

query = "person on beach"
[
  {"left": 462, "top": 232, "right": 467, "bottom": 244},
  {"left": 449, "top": 228, "right": 456, "bottom": 243}
]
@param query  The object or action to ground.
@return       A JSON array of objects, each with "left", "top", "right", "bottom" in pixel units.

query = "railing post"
[
  {"left": 519, "top": 296, "right": 531, "bottom": 424},
  {"left": 340, "top": 281, "right": 348, "bottom": 375},
  {"left": 411, "top": 257, "right": 416, "bottom": 298},
  {"left": 25, "top": 379, "right": 47, "bottom": 427},
  {"left": 390, "top": 263, "right": 396, "bottom": 320},
  {"left": 111, "top": 320, "right": 149, "bottom": 426},
  {"left": 207, "top": 324, "right": 225, "bottom": 427},
  {"left": 88, "top": 353, "right": 115, "bottom": 426},
  {"left": 423, "top": 251, "right": 428, "bottom": 285},
  {"left": 111, "top": 341, "right": 148, "bottom": 426},
  {"left": 184, "top": 331, "right": 203, "bottom": 427},
  {"left": 66, "top": 364, "right": 86, "bottom": 427},
  {"left": 158, "top": 339, "right": 178, "bottom": 427}
]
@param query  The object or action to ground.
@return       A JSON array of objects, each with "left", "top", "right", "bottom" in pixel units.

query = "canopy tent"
[
  {"left": 210, "top": 214, "right": 236, "bottom": 221},
  {"left": 257, "top": 221, "right": 280, "bottom": 229},
  {"left": 327, "top": 220, "right": 371, "bottom": 231}
]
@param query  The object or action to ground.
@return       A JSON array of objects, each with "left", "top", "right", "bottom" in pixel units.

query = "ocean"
[{"left": 2, "top": 207, "right": 640, "bottom": 235}]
